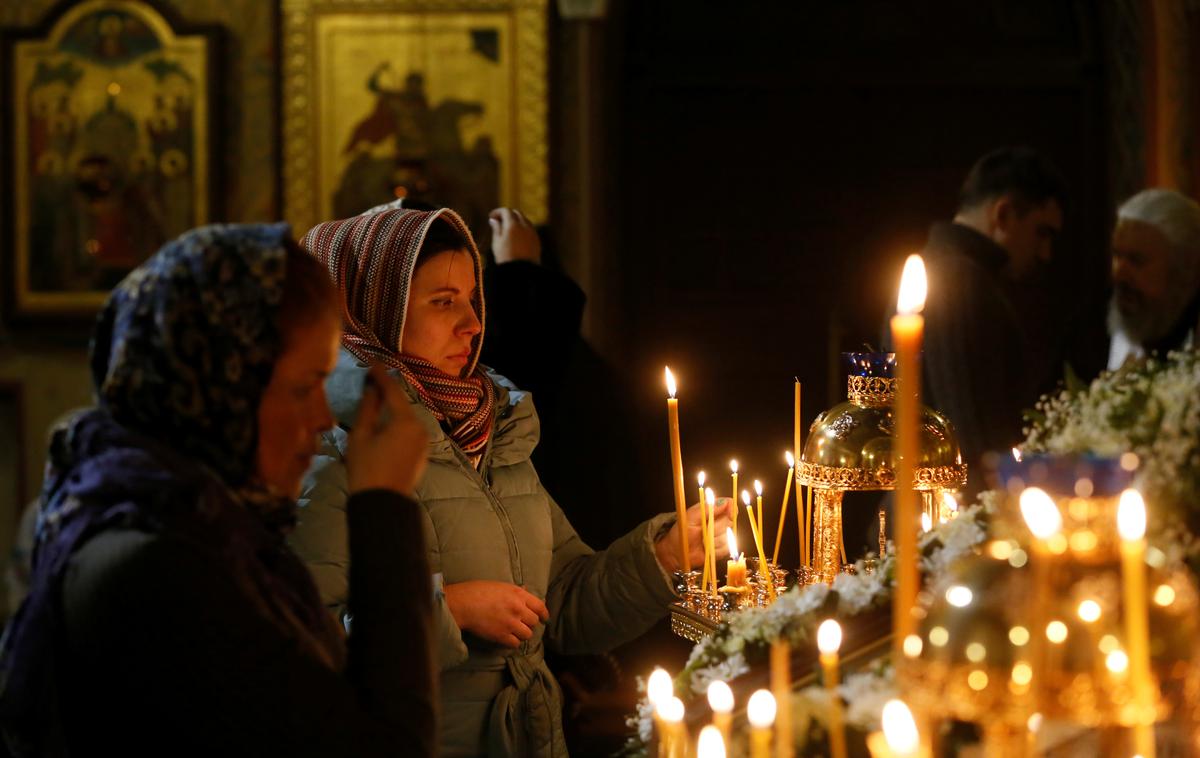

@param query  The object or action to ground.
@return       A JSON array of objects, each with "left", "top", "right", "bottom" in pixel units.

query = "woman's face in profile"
[
  {"left": 401, "top": 248, "right": 482, "bottom": 376},
  {"left": 255, "top": 312, "right": 341, "bottom": 497}
]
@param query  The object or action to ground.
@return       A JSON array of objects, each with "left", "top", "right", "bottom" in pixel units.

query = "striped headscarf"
[{"left": 302, "top": 200, "right": 495, "bottom": 462}]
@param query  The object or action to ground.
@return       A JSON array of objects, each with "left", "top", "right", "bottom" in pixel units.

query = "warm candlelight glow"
[
  {"left": 696, "top": 726, "right": 726, "bottom": 758},
  {"left": 707, "top": 680, "right": 733, "bottom": 713},
  {"left": 742, "top": 490, "right": 750, "bottom": 507},
  {"left": 1019, "top": 487, "right": 1063, "bottom": 539},
  {"left": 657, "top": 695, "right": 684, "bottom": 723},
  {"left": 896, "top": 254, "right": 927, "bottom": 315},
  {"left": 647, "top": 668, "right": 673, "bottom": 707},
  {"left": 727, "top": 527, "right": 739, "bottom": 561},
  {"left": 746, "top": 689, "right": 776, "bottom": 728},
  {"left": 698, "top": 471, "right": 706, "bottom": 487},
  {"left": 785, "top": 450, "right": 795, "bottom": 468},
  {"left": 942, "top": 491, "right": 958, "bottom": 513},
  {"left": 664, "top": 367, "right": 677, "bottom": 399},
  {"left": 730, "top": 459, "right": 739, "bottom": 474},
  {"left": 920, "top": 512, "right": 932, "bottom": 532},
  {"left": 1077, "top": 599, "right": 1102, "bottom": 623},
  {"left": 881, "top": 700, "right": 920, "bottom": 755},
  {"left": 817, "top": 619, "right": 843, "bottom": 654},
  {"left": 1118, "top": 489, "right": 1147, "bottom": 541},
  {"left": 754, "top": 480, "right": 763, "bottom": 496},
  {"left": 1012, "top": 447, "right": 1022, "bottom": 462}
]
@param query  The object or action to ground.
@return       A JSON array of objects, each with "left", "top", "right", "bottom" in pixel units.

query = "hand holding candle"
[{"left": 655, "top": 497, "right": 732, "bottom": 575}]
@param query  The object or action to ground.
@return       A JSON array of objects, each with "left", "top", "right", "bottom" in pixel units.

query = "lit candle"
[
  {"left": 889, "top": 254, "right": 926, "bottom": 655},
  {"left": 707, "top": 680, "right": 733, "bottom": 747},
  {"left": 697, "top": 725, "right": 726, "bottom": 758},
  {"left": 665, "top": 368, "right": 690, "bottom": 571},
  {"left": 770, "top": 640, "right": 793, "bottom": 758},
  {"left": 754, "top": 480, "right": 765, "bottom": 541},
  {"left": 747, "top": 689, "right": 776, "bottom": 758},
  {"left": 730, "top": 459, "right": 740, "bottom": 541},
  {"left": 773, "top": 451, "right": 795, "bottom": 564},
  {"left": 657, "top": 696, "right": 686, "bottom": 758},
  {"left": 744, "top": 491, "right": 774, "bottom": 599},
  {"left": 1119, "top": 489, "right": 1156, "bottom": 758},
  {"left": 647, "top": 668, "right": 673, "bottom": 757},
  {"left": 725, "top": 527, "right": 747, "bottom": 588},
  {"left": 706, "top": 488, "right": 718, "bottom": 594},
  {"left": 866, "top": 700, "right": 926, "bottom": 758},
  {"left": 698, "top": 472, "right": 710, "bottom": 593},
  {"left": 817, "top": 620, "right": 848, "bottom": 758}
]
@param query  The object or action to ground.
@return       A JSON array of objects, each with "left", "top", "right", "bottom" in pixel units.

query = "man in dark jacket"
[{"left": 911, "top": 147, "right": 1067, "bottom": 496}]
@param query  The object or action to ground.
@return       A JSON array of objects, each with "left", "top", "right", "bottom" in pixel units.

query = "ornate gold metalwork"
[
  {"left": 281, "top": 0, "right": 548, "bottom": 235},
  {"left": 797, "top": 461, "right": 968, "bottom": 492},
  {"left": 846, "top": 375, "right": 898, "bottom": 407},
  {"left": 669, "top": 604, "right": 718, "bottom": 643}
]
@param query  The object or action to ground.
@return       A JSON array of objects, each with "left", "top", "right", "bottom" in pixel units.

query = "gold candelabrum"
[{"left": 798, "top": 354, "right": 967, "bottom": 584}]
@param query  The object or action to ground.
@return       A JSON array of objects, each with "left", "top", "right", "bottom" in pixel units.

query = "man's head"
[
  {"left": 955, "top": 147, "right": 1068, "bottom": 280},
  {"left": 1108, "top": 188, "right": 1200, "bottom": 344}
]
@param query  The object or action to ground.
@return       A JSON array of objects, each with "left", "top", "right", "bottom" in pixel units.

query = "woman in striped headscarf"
[{"left": 293, "top": 202, "right": 731, "bottom": 757}]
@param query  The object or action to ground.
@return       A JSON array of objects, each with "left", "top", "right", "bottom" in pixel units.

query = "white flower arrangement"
[
  {"left": 1023, "top": 349, "right": 1200, "bottom": 534},
  {"left": 622, "top": 503, "right": 991, "bottom": 755}
]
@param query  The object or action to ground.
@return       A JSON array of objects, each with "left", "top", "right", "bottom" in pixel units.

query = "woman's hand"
[
  {"left": 653, "top": 499, "right": 732, "bottom": 574},
  {"left": 443, "top": 580, "right": 550, "bottom": 648},
  {"left": 346, "top": 365, "right": 428, "bottom": 497},
  {"left": 488, "top": 207, "right": 541, "bottom": 265}
]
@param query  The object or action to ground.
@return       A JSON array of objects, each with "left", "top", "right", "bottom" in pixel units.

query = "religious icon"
[
  {"left": 2, "top": 0, "right": 217, "bottom": 323},
  {"left": 282, "top": 0, "right": 548, "bottom": 242}
]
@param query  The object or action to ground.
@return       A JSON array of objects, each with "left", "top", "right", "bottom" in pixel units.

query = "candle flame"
[
  {"left": 664, "top": 367, "right": 677, "bottom": 399},
  {"left": 705, "top": 487, "right": 715, "bottom": 508},
  {"left": 696, "top": 726, "right": 727, "bottom": 758},
  {"left": 727, "top": 527, "right": 739, "bottom": 560},
  {"left": 746, "top": 689, "right": 777, "bottom": 728},
  {"left": 920, "top": 512, "right": 932, "bottom": 532},
  {"left": 1012, "top": 447, "right": 1022, "bottom": 462},
  {"left": 730, "top": 459, "right": 739, "bottom": 474},
  {"left": 657, "top": 695, "right": 684, "bottom": 723},
  {"left": 785, "top": 450, "right": 795, "bottom": 468},
  {"left": 817, "top": 619, "right": 843, "bottom": 654},
  {"left": 1019, "top": 487, "right": 1063, "bottom": 539},
  {"left": 706, "top": 680, "right": 734, "bottom": 713},
  {"left": 1118, "top": 489, "right": 1147, "bottom": 541},
  {"left": 896, "top": 254, "right": 928, "bottom": 315},
  {"left": 698, "top": 471, "right": 706, "bottom": 487},
  {"left": 647, "top": 667, "right": 673, "bottom": 707},
  {"left": 942, "top": 491, "right": 959, "bottom": 513},
  {"left": 754, "top": 479, "right": 763, "bottom": 496},
  {"left": 741, "top": 490, "right": 750, "bottom": 506},
  {"left": 881, "top": 700, "right": 920, "bottom": 754}
]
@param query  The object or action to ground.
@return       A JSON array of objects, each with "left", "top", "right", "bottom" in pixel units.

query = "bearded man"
[{"left": 1108, "top": 189, "right": 1200, "bottom": 369}]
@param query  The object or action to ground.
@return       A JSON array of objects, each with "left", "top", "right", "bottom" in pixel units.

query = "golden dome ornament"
[{"left": 798, "top": 353, "right": 967, "bottom": 584}]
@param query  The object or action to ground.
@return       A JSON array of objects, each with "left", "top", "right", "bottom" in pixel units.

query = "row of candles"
[
  {"left": 663, "top": 255, "right": 929, "bottom": 624},
  {"left": 647, "top": 619, "right": 927, "bottom": 757}
]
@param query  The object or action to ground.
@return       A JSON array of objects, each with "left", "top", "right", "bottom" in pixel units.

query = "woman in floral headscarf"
[
  {"left": 293, "top": 203, "right": 731, "bottom": 757},
  {"left": 0, "top": 224, "right": 435, "bottom": 757}
]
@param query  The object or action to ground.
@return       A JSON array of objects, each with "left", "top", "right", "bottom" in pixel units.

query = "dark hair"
[
  {"left": 958, "top": 147, "right": 1068, "bottom": 215},
  {"left": 278, "top": 239, "right": 340, "bottom": 342},
  {"left": 414, "top": 217, "right": 471, "bottom": 270}
]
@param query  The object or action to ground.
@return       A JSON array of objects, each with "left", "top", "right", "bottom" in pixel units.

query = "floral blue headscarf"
[{"left": 0, "top": 224, "right": 342, "bottom": 755}]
